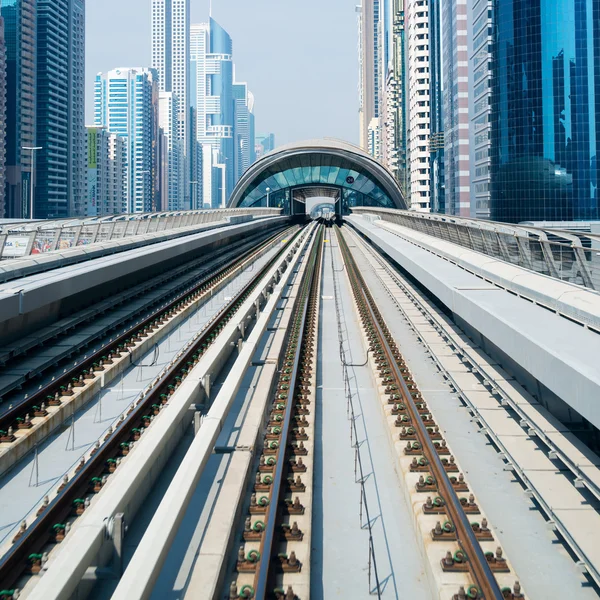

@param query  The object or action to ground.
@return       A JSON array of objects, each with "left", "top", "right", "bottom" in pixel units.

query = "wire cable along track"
[
  {"left": 0, "top": 227, "right": 302, "bottom": 593},
  {"left": 336, "top": 225, "right": 523, "bottom": 600},
  {"left": 228, "top": 224, "right": 323, "bottom": 600}
]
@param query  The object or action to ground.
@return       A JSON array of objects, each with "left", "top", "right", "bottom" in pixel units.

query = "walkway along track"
[
  {"left": 228, "top": 224, "right": 323, "bottom": 600},
  {"left": 0, "top": 226, "right": 302, "bottom": 595},
  {"left": 0, "top": 227, "right": 292, "bottom": 473},
  {"left": 336, "top": 225, "right": 524, "bottom": 600}
]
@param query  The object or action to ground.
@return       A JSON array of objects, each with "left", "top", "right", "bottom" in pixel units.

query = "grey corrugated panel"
[{"left": 348, "top": 215, "right": 600, "bottom": 430}]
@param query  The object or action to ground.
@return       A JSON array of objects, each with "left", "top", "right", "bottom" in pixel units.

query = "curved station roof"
[{"left": 228, "top": 139, "right": 407, "bottom": 212}]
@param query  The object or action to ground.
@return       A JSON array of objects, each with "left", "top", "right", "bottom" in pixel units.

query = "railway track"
[
  {"left": 0, "top": 226, "right": 303, "bottom": 595},
  {"left": 227, "top": 224, "right": 323, "bottom": 600},
  {"left": 336, "top": 225, "right": 523, "bottom": 600},
  {"left": 0, "top": 227, "right": 292, "bottom": 451}
]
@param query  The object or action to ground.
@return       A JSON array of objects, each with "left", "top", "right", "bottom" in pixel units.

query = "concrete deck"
[{"left": 311, "top": 231, "right": 434, "bottom": 599}]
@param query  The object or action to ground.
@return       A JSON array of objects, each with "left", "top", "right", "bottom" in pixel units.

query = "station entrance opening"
[{"left": 228, "top": 139, "right": 407, "bottom": 219}]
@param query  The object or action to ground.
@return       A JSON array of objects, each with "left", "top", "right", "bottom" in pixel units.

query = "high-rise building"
[
  {"left": 255, "top": 133, "right": 275, "bottom": 159},
  {"left": 151, "top": 0, "right": 189, "bottom": 144},
  {"left": 233, "top": 82, "right": 255, "bottom": 181},
  {"left": 490, "top": 0, "right": 600, "bottom": 223},
  {"left": 441, "top": 0, "right": 469, "bottom": 216},
  {"left": 428, "top": 0, "right": 444, "bottom": 214},
  {"left": 86, "top": 127, "right": 126, "bottom": 216},
  {"left": 35, "top": 0, "right": 86, "bottom": 218},
  {"left": 468, "top": 0, "right": 492, "bottom": 220},
  {"left": 2, "top": 0, "right": 36, "bottom": 219},
  {"left": 94, "top": 68, "right": 158, "bottom": 213},
  {"left": 190, "top": 18, "right": 234, "bottom": 208},
  {"left": 0, "top": 16, "right": 7, "bottom": 217},
  {"left": 151, "top": 0, "right": 190, "bottom": 208},
  {"left": 358, "top": 0, "right": 385, "bottom": 157},
  {"left": 406, "top": 0, "right": 431, "bottom": 211},
  {"left": 380, "top": 0, "right": 408, "bottom": 197},
  {"left": 188, "top": 106, "right": 202, "bottom": 210},
  {"left": 158, "top": 91, "right": 184, "bottom": 210},
  {"left": 157, "top": 127, "right": 169, "bottom": 211}
]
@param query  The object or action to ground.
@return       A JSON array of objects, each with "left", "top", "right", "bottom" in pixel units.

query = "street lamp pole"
[
  {"left": 266, "top": 186, "right": 271, "bottom": 208},
  {"left": 22, "top": 146, "right": 42, "bottom": 219}
]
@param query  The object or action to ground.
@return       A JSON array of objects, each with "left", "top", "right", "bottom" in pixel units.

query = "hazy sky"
[{"left": 86, "top": 0, "right": 360, "bottom": 146}]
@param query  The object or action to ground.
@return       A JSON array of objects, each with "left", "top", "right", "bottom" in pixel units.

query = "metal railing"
[
  {"left": 0, "top": 208, "right": 281, "bottom": 260},
  {"left": 351, "top": 207, "right": 600, "bottom": 291}
]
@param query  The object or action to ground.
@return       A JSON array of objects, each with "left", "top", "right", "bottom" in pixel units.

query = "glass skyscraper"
[
  {"left": 490, "top": 0, "right": 600, "bottom": 222},
  {"left": 36, "top": 0, "right": 86, "bottom": 218},
  {"left": 95, "top": 68, "right": 158, "bottom": 213},
  {"left": 190, "top": 18, "right": 234, "bottom": 208},
  {"left": 2, "top": 0, "right": 36, "bottom": 218}
]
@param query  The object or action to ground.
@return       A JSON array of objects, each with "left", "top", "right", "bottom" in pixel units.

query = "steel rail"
[
  {"left": 349, "top": 227, "right": 600, "bottom": 587},
  {"left": 337, "top": 226, "right": 504, "bottom": 600},
  {"left": 0, "top": 227, "right": 303, "bottom": 591},
  {"left": 0, "top": 227, "right": 292, "bottom": 436},
  {"left": 253, "top": 224, "right": 323, "bottom": 599}
]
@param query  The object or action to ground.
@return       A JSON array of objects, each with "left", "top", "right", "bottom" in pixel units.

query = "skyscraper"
[
  {"left": 490, "top": 0, "right": 600, "bottom": 223},
  {"left": 442, "top": 0, "right": 470, "bottom": 216},
  {"left": 94, "top": 68, "right": 158, "bottom": 213},
  {"left": 380, "top": 0, "right": 408, "bottom": 196},
  {"left": 151, "top": 0, "right": 189, "bottom": 145},
  {"left": 86, "top": 127, "right": 126, "bottom": 216},
  {"left": 428, "top": 0, "right": 444, "bottom": 214},
  {"left": 2, "top": 0, "right": 36, "bottom": 219},
  {"left": 158, "top": 91, "right": 184, "bottom": 210},
  {"left": 406, "top": 0, "right": 431, "bottom": 211},
  {"left": 190, "top": 18, "right": 234, "bottom": 208},
  {"left": 36, "top": 0, "right": 86, "bottom": 218},
  {"left": 0, "top": 16, "right": 7, "bottom": 217},
  {"left": 358, "top": 0, "right": 384, "bottom": 157},
  {"left": 233, "top": 82, "right": 255, "bottom": 181},
  {"left": 469, "top": 0, "right": 492, "bottom": 219},
  {"left": 255, "top": 133, "right": 275, "bottom": 159},
  {"left": 152, "top": 0, "right": 190, "bottom": 208}
]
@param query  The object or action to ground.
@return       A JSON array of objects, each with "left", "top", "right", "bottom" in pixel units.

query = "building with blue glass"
[
  {"left": 35, "top": 0, "right": 86, "bottom": 218},
  {"left": 490, "top": 0, "right": 600, "bottom": 223},
  {"left": 94, "top": 68, "right": 159, "bottom": 213},
  {"left": 1, "top": 0, "right": 36, "bottom": 218},
  {"left": 190, "top": 18, "right": 235, "bottom": 208}
]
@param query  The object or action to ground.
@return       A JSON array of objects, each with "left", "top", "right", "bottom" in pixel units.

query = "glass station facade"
[
  {"left": 234, "top": 152, "right": 397, "bottom": 215},
  {"left": 490, "top": 0, "right": 600, "bottom": 223}
]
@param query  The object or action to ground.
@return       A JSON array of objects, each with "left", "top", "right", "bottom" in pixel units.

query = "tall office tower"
[
  {"left": 380, "top": 0, "right": 408, "bottom": 195},
  {"left": 85, "top": 127, "right": 126, "bottom": 216},
  {"left": 2, "top": 0, "right": 36, "bottom": 218},
  {"left": 151, "top": 0, "right": 189, "bottom": 185},
  {"left": 188, "top": 106, "right": 202, "bottom": 209},
  {"left": 469, "top": 0, "right": 491, "bottom": 219},
  {"left": 358, "top": 0, "right": 385, "bottom": 157},
  {"left": 441, "top": 0, "right": 470, "bottom": 216},
  {"left": 406, "top": 0, "right": 431, "bottom": 211},
  {"left": 157, "top": 128, "right": 169, "bottom": 211},
  {"left": 255, "top": 133, "right": 275, "bottom": 159},
  {"left": 233, "top": 82, "right": 255, "bottom": 182},
  {"left": 0, "top": 16, "right": 7, "bottom": 217},
  {"left": 428, "top": 0, "right": 444, "bottom": 214},
  {"left": 190, "top": 18, "right": 234, "bottom": 208},
  {"left": 94, "top": 68, "right": 159, "bottom": 213},
  {"left": 35, "top": 0, "right": 85, "bottom": 218},
  {"left": 159, "top": 91, "right": 184, "bottom": 210},
  {"left": 490, "top": 0, "right": 600, "bottom": 223}
]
